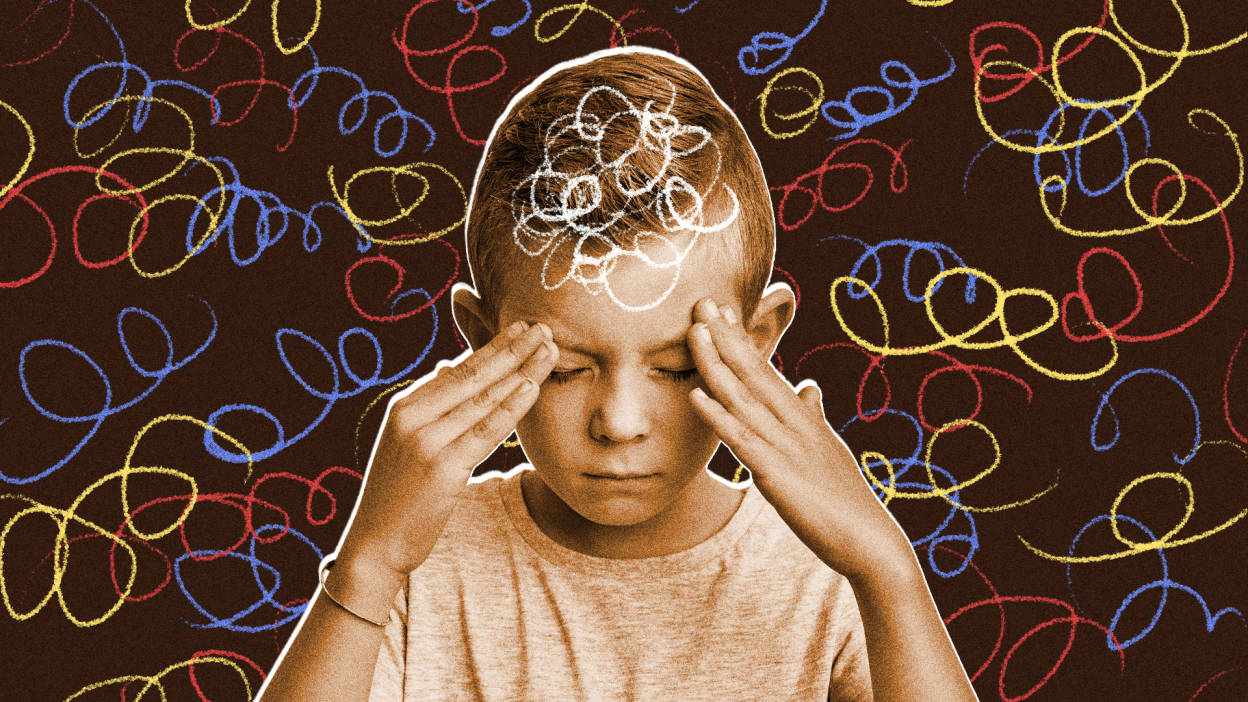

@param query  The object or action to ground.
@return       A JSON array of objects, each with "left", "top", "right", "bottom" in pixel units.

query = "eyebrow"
[{"left": 551, "top": 331, "right": 690, "bottom": 358}]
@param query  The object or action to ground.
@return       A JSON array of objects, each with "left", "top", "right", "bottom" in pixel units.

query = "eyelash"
[
  {"left": 545, "top": 368, "right": 699, "bottom": 384},
  {"left": 659, "top": 368, "right": 699, "bottom": 382},
  {"left": 546, "top": 369, "right": 583, "bottom": 385}
]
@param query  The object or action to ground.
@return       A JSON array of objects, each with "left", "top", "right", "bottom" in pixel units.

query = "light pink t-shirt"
[{"left": 369, "top": 469, "right": 873, "bottom": 701}]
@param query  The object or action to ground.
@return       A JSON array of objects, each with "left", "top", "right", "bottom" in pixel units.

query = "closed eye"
[
  {"left": 546, "top": 368, "right": 698, "bottom": 384},
  {"left": 657, "top": 368, "right": 698, "bottom": 382},
  {"left": 546, "top": 368, "right": 587, "bottom": 385}
]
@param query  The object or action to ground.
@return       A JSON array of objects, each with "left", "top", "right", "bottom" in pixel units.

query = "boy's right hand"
[{"left": 334, "top": 321, "right": 557, "bottom": 595}]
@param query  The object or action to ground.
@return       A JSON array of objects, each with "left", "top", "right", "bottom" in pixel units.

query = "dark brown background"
[{"left": 1, "top": 0, "right": 1245, "bottom": 699}]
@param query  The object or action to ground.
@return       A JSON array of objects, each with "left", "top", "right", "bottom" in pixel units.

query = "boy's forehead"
[{"left": 496, "top": 238, "right": 738, "bottom": 352}]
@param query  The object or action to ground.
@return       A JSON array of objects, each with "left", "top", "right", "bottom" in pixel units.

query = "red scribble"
[
  {"left": 502, "top": 72, "right": 539, "bottom": 112},
  {"left": 345, "top": 239, "right": 461, "bottom": 322},
  {"left": 274, "top": 597, "right": 311, "bottom": 656},
  {"left": 0, "top": 165, "right": 150, "bottom": 287},
  {"left": 248, "top": 466, "right": 364, "bottom": 528},
  {"left": 926, "top": 546, "right": 1125, "bottom": 701},
  {"left": 3, "top": 0, "right": 76, "bottom": 67},
  {"left": 1190, "top": 667, "right": 1246, "bottom": 700},
  {"left": 72, "top": 187, "right": 153, "bottom": 269},
  {"left": 1060, "top": 247, "right": 1143, "bottom": 342},
  {"left": 107, "top": 531, "right": 172, "bottom": 602},
  {"left": 452, "top": 315, "right": 468, "bottom": 351},
  {"left": 916, "top": 545, "right": 1006, "bottom": 684},
  {"left": 771, "top": 138, "right": 912, "bottom": 231},
  {"left": 18, "top": 528, "right": 171, "bottom": 606},
  {"left": 609, "top": 9, "right": 680, "bottom": 54},
  {"left": 795, "top": 342, "right": 1030, "bottom": 431},
  {"left": 796, "top": 342, "right": 891, "bottom": 422},
  {"left": 172, "top": 16, "right": 222, "bottom": 72},
  {"left": 915, "top": 350, "right": 1032, "bottom": 434},
  {"left": 968, "top": 1, "right": 1110, "bottom": 104},
  {"left": 178, "top": 493, "right": 292, "bottom": 561},
  {"left": 187, "top": 649, "right": 266, "bottom": 701},
  {"left": 1060, "top": 174, "right": 1232, "bottom": 343},
  {"left": 174, "top": 25, "right": 299, "bottom": 151},
  {"left": 772, "top": 265, "right": 800, "bottom": 310},
  {"left": 3, "top": 193, "right": 56, "bottom": 286},
  {"left": 393, "top": 0, "right": 508, "bottom": 146},
  {"left": 19, "top": 467, "right": 365, "bottom": 606},
  {"left": 1226, "top": 331, "right": 1248, "bottom": 443}
]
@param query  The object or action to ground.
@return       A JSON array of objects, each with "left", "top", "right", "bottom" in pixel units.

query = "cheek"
[
  {"left": 668, "top": 385, "right": 714, "bottom": 432},
  {"left": 515, "top": 385, "right": 582, "bottom": 450},
  {"left": 641, "top": 381, "right": 721, "bottom": 447}
]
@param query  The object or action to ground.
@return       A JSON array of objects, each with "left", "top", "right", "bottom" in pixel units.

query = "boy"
[{"left": 260, "top": 47, "right": 977, "bottom": 701}]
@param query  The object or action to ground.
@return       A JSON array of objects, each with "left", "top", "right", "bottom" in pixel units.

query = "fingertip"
[
  {"left": 797, "top": 382, "right": 824, "bottom": 413},
  {"left": 691, "top": 322, "right": 712, "bottom": 345},
  {"left": 693, "top": 297, "right": 717, "bottom": 322}
]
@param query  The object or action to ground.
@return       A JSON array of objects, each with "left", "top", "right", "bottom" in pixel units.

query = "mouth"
[{"left": 584, "top": 472, "right": 660, "bottom": 481}]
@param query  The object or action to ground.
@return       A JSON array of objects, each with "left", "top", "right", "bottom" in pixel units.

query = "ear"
[
  {"left": 743, "top": 282, "right": 796, "bottom": 362},
  {"left": 451, "top": 282, "right": 495, "bottom": 352}
]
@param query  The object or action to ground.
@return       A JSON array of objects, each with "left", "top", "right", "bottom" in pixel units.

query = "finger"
[
  {"left": 796, "top": 381, "right": 826, "bottom": 420},
  {"left": 421, "top": 338, "right": 558, "bottom": 449},
  {"left": 436, "top": 367, "right": 545, "bottom": 470},
  {"left": 688, "top": 386, "right": 778, "bottom": 471},
  {"left": 694, "top": 298, "right": 807, "bottom": 423},
  {"left": 688, "top": 321, "right": 792, "bottom": 445},
  {"left": 401, "top": 322, "right": 551, "bottom": 427}
]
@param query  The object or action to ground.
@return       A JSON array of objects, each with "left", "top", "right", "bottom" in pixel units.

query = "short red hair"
[{"left": 466, "top": 47, "right": 774, "bottom": 321}]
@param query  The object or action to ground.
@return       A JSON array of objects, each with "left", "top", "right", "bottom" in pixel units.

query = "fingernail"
[
  {"left": 509, "top": 321, "right": 528, "bottom": 337},
  {"left": 695, "top": 324, "right": 711, "bottom": 343},
  {"left": 721, "top": 306, "right": 737, "bottom": 325},
  {"left": 704, "top": 300, "right": 720, "bottom": 319},
  {"left": 692, "top": 387, "right": 708, "bottom": 400},
  {"left": 542, "top": 340, "right": 558, "bottom": 358},
  {"left": 537, "top": 323, "right": 553, "bottom": 340}
]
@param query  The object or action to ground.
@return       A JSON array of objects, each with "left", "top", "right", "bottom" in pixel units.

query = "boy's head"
[
  {"left": 454, "top": 48, "right": 794, "bottom": 535},
  {"left": 464, "top": 47, "right": 774, "bottom": 322}
]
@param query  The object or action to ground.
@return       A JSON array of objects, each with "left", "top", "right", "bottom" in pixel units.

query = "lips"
[{"left": 586, "top": 473, "right": 658, "bottom": 479}]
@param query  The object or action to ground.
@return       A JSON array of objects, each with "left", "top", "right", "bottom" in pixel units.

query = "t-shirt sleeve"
[
  {"left": 368, "top": 582, "right": 409, "bottom": 702},
  {"left": 827, "top": 577, "right": 873, "bottom": 701}
]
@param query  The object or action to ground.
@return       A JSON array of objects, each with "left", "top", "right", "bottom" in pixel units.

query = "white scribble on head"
[{"left": 510, "top": 81, "right": 739, "bottom": 311}]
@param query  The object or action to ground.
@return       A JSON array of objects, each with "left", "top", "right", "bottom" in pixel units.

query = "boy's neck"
[{"left": 520, "top": 469, "right": 746, "bottom": 560}]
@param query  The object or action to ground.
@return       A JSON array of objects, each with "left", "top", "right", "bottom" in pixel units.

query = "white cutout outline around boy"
[{"left": 258, "top": 45, "right": 978, "bottom": 702}]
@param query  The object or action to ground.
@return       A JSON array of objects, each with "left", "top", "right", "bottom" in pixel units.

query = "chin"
[{"left": 571, "top": 497, "right": 666, "bottom": 527}]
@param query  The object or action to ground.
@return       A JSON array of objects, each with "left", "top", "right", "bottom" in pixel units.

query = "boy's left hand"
[
  {"left": 686, "top": 297, "right": 911, "bottom": 582},
  {"left": 689, "top": 297, "right": 981, "bottom": 702}
]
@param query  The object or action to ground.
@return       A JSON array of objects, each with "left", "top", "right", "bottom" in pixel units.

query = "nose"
[{"left": 589, "top": 370, "right": 650, "bottom": 444}]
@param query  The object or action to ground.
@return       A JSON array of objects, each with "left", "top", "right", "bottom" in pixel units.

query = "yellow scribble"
[
  {"left": 830, "top": 267, "right": 1118, "bottom": 381},
  {"left": 756, "top": 67, "right": 825, "bottom": 140},
  {"left": 328, "top": 162, "right": 466, "bottom": 244},
  {"left": 0, "top": 415, "right": 249, "bottom": 626}
]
